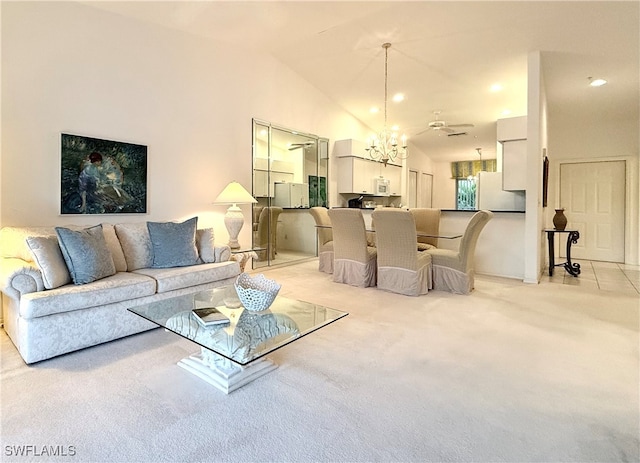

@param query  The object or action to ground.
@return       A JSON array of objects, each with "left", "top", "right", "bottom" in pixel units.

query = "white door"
[
  {"left": 408, "top": 170, "right": 418, "bottom": 208},
  {"left": 560, "top": 161, "right": 625, "bottom": 262},
  {"left": 420, "top": 173, "right": 433, "bottom": 208}
]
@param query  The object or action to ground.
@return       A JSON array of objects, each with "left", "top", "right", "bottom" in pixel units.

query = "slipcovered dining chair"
[
  {"left": 328, "top": 208, "right": 377, "bottom": 287},
  {"left": 372, "top": 208, "right": 432, "bottom": 296},
  {"left": 252, "top": 205, "right": 264, "bottom": 232},
  {"left": 309, "top": 207, "right": 334, "bottom": 274},
  {"left": 254, "top": 206, "right": 283, "bottom": 261},
  {"left": 409, "top": 208, "right": 441, "bottom": 250},
  {"left": 425, "top": 210, "right": 493, "bottom": 294}
]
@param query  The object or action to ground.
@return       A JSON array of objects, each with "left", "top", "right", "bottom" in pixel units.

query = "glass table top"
[{"left": 128, "top": 285, "right": 348, "bottom": 366}]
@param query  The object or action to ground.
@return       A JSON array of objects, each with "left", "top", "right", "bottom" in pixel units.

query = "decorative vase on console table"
[{"left": 553, "top": 208, "right": 567, "bottom": 230}]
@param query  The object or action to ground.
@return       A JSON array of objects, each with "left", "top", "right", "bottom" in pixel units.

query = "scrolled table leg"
[{"left": 564, "top": 230, "right": 581, "bottom": 277}]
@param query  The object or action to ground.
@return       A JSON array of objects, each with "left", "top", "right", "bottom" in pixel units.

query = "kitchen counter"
[
  {"left": 439, "top": 210, "right": 525, "bottom": 280},
  {"left": 441, "top": 209, "right": 525, "bottom": 213},
  {"left": 335, "top": 207, "right": 525, "bottom": 280}
]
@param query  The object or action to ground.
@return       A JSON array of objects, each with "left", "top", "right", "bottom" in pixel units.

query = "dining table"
[{"left": 315, "top": 225, "right": 462, "bottom": 240}]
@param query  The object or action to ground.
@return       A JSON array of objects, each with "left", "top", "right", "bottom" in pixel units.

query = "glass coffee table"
[{"left": 128, "top": 285, "right": 347, "bottom": 393}]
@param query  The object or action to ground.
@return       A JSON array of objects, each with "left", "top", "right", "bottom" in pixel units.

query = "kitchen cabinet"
[
  {"left": 337, "top": 156, "right": 377, "bottom": 194},
  {"left": 337, "top": 156, "right": 401, "bottom": 195},
  {"left": 334, "top": 138, "right": 403, "bottom": 167},
  {"left": 497, "top": 116, "right": 527, "bottom": 191},
  {"left": 497, "top": 116, "right": 527, "bottom": 142},
  {"left": 385, "top": 164, "right": 402, "bottom": 195},
  {"left": 502, "top": 140, "right": 527, "bottom": 191}
]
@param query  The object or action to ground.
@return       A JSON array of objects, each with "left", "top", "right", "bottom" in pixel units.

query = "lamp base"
[{"left": 224, "top": 205, "right": 244, "bottom": 249}]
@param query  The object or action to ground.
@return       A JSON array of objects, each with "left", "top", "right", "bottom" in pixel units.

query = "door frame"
[
  {"left": 408, "top": 169, "right": 418, "bottom": 208},
  {"left": 555, "top": 156, "right": 638, "bottom": 264},
  {"left": 420, "top": 172, "right": 434, "bottom": 208}
]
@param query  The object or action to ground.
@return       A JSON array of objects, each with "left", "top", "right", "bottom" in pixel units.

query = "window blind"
[{"left": 450, "top": 159, "right": 497, "bottom": 179}]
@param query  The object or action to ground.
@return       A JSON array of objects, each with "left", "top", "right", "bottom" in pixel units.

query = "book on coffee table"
[{"left": 192, "top": 307, "right": 230, "bottom": 327}]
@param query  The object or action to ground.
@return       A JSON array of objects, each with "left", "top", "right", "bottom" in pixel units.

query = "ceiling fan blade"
[
  {"left": 448, "top": 123, "right": 474, "bottom": 128},
  {"left": 414, "top": 127, "right": 431, "bottom": 136},
  {"left": 440, "top": 127, "right": 456, "bottom": 134}
]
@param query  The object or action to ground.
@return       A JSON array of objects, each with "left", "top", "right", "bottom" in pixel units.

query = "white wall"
[
  {"left": 432, "top": 161, "right": 456, "bottom": 210},
  {"left": 547, "top": 111, "right": 639, "bottom": 266},
  {"left": 0, "top": 2, "right": 370, "bottom": 250},
  {"left": 523, "top": 51, "right": 546, "bottom": 284},
  {"left": 439, "top": 211, "right": 525, "bottom": 280}
]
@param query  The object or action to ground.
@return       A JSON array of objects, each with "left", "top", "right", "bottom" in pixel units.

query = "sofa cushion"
[
  {"left": 133, "top": 261, "right": 240, "bottom": 293},
  {"left": 55, "top": 225, "right": 116, "bottom": 285},
  {"left": 196, "top": 228, "right": 216, "bottom": 263},
  {"left": 115, "top": 223, "right": 152, "bottom": 271},
  {"left": 19, "top": 272, "right": 157, "bottom": 319},
  {"left": 25, "top": 235, "right": 71, "bottom": 289},
  {"left": 101, "top": 223, "right": 127, "bottom": 272},
  {"left": 147, "top": 217, "right": 199, "bottom": 268}
]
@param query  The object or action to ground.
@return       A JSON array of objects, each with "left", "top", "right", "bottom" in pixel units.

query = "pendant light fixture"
[{"left": 365, "top": 43, "right": 408, "bottom": 166}]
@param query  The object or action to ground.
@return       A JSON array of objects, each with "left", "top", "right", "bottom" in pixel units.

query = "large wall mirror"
[{"left": 252, "top": 119, "right": 329, "bottom": 269}]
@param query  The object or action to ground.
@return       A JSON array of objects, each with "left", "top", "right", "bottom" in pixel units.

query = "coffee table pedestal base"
[{"left": 178, "top": 348, "right": 277, "bottom": 394}]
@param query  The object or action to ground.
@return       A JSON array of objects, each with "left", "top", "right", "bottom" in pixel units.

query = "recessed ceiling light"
[
  {"left": 501, "top": 109, "right": 512, "bottom": 116},
  {"left": 392, "top": 93, "right": 405, "bottom": 102},
  {"left": 589, "top": 77, "right": 607, "bottom": 87},
  {"left": 370, "top": 106, "right": 380, "bottom": 114},
  {"left": 490, "top": 84, "right": 503, "bottom": 92}
]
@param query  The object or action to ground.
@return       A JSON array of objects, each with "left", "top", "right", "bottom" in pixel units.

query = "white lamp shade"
[{"left": 214, "top": 181, "right": 257, "bottom": 205}]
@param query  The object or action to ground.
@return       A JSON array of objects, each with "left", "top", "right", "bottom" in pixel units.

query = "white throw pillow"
[
  {"left": 115, "top": 223, "right": 152, "bottom": 271},
  {"left": 196, "top": 228, "right": 216, "bottom": 263},
  {"left": 101, "top": 223, "right": 127, "bottom": 272},
  {"left": 25, "top": 235, "right": 72, "bottom": 289}
]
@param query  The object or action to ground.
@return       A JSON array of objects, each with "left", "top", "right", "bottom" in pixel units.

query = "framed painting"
[{"left": 60, "top": 133, "right": 148, "bottom": 215}]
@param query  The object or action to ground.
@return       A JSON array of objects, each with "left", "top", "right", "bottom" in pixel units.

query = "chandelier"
[{"left": 366, "top": 43, "right": 408, "bottom": 166}]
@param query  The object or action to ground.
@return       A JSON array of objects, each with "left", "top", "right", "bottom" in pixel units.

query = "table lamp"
[{"left": 214, "top": 181, "right": 257, "bottom": 249}]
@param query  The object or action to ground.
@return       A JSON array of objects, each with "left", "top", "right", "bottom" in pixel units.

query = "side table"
[{"left": 544, "top": 229, "right": 581, "bottom": 277}]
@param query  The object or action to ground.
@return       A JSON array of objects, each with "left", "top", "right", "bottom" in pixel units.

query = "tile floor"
[{"left": 544, "top": 259, "right": 640, "bottom": 295}]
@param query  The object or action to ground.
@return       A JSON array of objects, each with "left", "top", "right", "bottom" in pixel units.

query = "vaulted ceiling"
[{"left": 87, "top": 1, "right": 639, "bottom": 162}]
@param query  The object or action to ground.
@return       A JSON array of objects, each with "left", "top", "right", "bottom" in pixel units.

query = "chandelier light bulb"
[{"left": 588, "top": 77, "right": 607, "bottom": 87}]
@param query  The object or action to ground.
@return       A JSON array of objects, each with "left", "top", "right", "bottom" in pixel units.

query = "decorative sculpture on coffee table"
[{"left": 234, "top": 273, "right": 281, "bottom": 312}]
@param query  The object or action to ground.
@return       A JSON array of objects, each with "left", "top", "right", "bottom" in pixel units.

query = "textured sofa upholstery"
[{"left": 0, "top": 222, "right": 241, "bottom": 364}]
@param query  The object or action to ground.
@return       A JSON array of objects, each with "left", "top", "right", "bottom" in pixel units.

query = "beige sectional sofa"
[{"left": 0, "top": 219, "right": 240, "bottom": 364}]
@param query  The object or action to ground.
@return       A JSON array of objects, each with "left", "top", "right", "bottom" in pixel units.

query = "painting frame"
[{"left": 60, "top": 133, "right": 148, "bottom": 215}]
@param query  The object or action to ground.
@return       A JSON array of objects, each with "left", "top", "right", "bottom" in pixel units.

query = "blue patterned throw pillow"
[
  {"left": 55, "top": 225, "right": 116, "bottom": 285},
  {"left": 147, "top": 217, "right": 199, "bottom": 268}
]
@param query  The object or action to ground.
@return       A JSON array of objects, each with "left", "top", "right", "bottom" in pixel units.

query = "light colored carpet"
[{"left": 1, "top": 260, "right": 638, "bottom": 463}]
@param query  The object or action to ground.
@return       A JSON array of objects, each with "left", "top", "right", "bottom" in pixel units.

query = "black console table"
[{"left": 544, "top": 229, "right": 581, "bottom": 277}]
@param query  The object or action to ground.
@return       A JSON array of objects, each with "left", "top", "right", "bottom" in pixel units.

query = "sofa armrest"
[
  {"left": 214, "top": 245, "right": 231, "bottom": 263},
  {"left": 0, "top": 258, "right": 45, "bottom": 300}
]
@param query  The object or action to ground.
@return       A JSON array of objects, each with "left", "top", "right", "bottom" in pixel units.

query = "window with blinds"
[{"left": 451, "top": 159, "right": 496, "bottom": 210}]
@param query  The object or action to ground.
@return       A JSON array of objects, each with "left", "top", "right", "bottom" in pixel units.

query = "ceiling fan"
[
  {"left": 417, "top": 111, "right": 474, "bottom": 136},
  {"left": 287, "top": 141, "right": 315, "bottom": 150}
]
